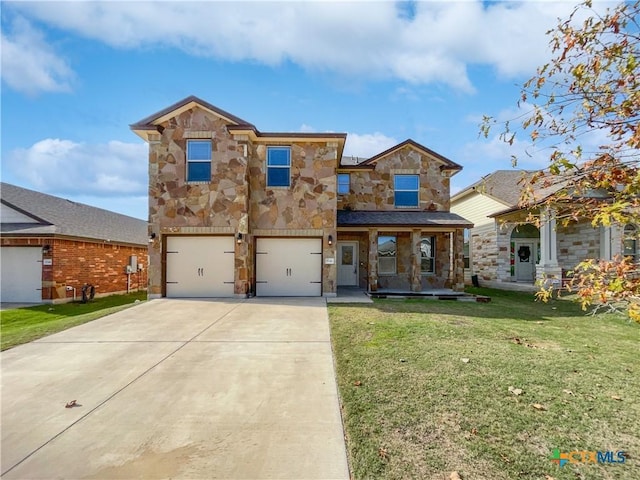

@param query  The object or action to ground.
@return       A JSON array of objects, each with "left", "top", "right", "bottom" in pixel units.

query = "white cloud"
[
  {"left": 4, "top": 1, "right": 606, "bottom": 92},
  {"left": 5, "top": 139, "right": 148, "bottom": 197},
  {"left": 344, "top": 132, "right": 398, "bottom": 158},
  {"left": 0, "top": 16, "right": 74, "bottom": 95}
]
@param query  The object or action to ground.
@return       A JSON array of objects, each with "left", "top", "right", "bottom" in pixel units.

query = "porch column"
[
  {"left": 600, "top": 226, "right": 613, "bottom": 260},
  {"left": 536, "top": 207, "right": 562, "bottom": 282},
  {"left": 410, "top": 229, "right": 422, "bottom": 292},
  {"left": 452, "top": 229, "right": 465, "bottom": 292},
  {"left": 368, "top": 229, "right": 378, "bottom": 291}
]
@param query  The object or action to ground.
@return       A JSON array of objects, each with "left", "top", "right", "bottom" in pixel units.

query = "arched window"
[{"left": 623, "top": 224, "right": 638, "bottom": 264}]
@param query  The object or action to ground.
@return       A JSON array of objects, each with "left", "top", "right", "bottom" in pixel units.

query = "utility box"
[{"left": 129, "top": 255, "right": 138, "bottom": 270}]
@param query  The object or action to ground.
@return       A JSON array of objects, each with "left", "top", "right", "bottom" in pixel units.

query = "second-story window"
[
  {"left": 337, "top": 173, "right": 350, "bottom": 194},
  {"left": 394, "top": 175, "right": 419, "bottom": 208},
  {"left": 267, "top": 146, "right": 291, "bottom": 187},
  {"left": 187, "top": 140, "right": 212, "bottom": 182}
]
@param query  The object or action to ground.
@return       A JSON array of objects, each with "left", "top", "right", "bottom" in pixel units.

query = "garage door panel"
[
  {"left": 166, "top": 237, "right": 234, "bottom": 298},
  {"left": 1, "top": 247, "right": 42, "bottom": 303},
  {"left": 256, "top": 238, "right": 322, "bottom": 296}
]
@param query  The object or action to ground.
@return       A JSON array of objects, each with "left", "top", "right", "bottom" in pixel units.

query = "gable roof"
[
  {"left": 451, "top": 170, "right": 535, "bottom": 206},
  {"left": 130, "top": 95, "right": 255, "bottom": 141},
  {"left": 0, "top": 183, "right": 147, "bottom": 246},
  {"left": 340, "top": 139, "right": 462, "bottom": 172}
]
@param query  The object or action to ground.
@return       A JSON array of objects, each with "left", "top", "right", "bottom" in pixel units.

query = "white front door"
[
  {"left": 515, "top": 241, "right": 536, "bottom": 282},
  {"left": 256, "top": 238, "right": 322, "bottom": 296},
  {"left": 166, "top": 236, "right": 235, "bottom": 297},
  {"left": 337, "top": 242, "right": 358, "bottom": 286}
]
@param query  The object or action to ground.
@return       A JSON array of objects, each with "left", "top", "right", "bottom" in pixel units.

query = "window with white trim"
[
  {"left": 421, "top": 236, "right": 436, "bottom": 274},
  {"left": 267, "top": 146, "right": 291, "bottom": 187},
  {"left": 187, "top": 140, "right": 212, "bottom": 182},
  {"left": 338, "top": 173, "right": 350, "bottom": 194},
  {"left": 394, "top": 175, "right": 419, "bottom": 207},
  {"left": 378, "top": 235, "right": 397, "bottom": 274}
]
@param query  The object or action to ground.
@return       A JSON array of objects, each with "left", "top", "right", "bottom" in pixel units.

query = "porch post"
[
  {"left": 410, "top": 229, "right": 422, "bottom": 292},
  {"left": 600, "top": 226, "right": 613, "bottom": 260},
  {"left": 368, "top": 229, "right": 378, "bottom": 291},
  {"left": 536, "top": 207, "right": 562, "bottom": 283},
  {"left": 452, "top": 228, "right": 465, "bottom": 292}
]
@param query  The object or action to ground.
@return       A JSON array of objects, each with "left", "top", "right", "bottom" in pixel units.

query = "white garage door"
[
  {"left": 256, "top": 238, "right": 322, "bottom": 296},
  {"left": 166, "top": 236, "right": 235, "bottom": 298},
  {"left": 1, "top": 247, "right": 42, "bottom": 303}
]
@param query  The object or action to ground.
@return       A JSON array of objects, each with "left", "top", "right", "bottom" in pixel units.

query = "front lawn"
[
  {"left": 1, "top": 291, "right": 146, "bottom": 350},
  {"left": 329, "top": 288, "right": 640, "bottom": 480}
]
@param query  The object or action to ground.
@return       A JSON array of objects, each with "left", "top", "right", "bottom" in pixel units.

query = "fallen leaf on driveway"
[
  {"left": 65, "top": 400, "right": 77, "bottom": 408},
  {"left": 532, "top": 403, "right": 547, "bottom": 411}
]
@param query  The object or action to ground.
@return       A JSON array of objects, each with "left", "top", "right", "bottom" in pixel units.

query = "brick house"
[
  {"left": 131, "top": 96, "right": 472, "bottom": 298},
  {"left": 1, "top": 183, "right": 148, "bottom": 303},
  {"left": 450, "top": 170, "right": 640, "bottom": 287}
]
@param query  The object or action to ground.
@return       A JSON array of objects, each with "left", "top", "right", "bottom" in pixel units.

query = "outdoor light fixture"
[
  {"left": 237, "top": 233, "right": 243, "bottom": 244},
  {"left": 42, "top": 245, "right": 51, "bottom": 254},
  {"left": 328, "top": 235, "right": 333, "bottom": 245},
  {"left": 148, "top": 233, "right": 156, "bottom": 243}
]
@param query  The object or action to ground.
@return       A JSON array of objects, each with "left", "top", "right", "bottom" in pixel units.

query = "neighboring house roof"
[
  {"left": 340, "top": 139, "right": 463, "bottom": 172},
  {"left": 337, "top": 210, "right": 473, "bottom": 228},
  {"left": 0, "top": 183, "right": 147, "bottom": 245},
  {"left": 451, "top": 170, "right": 536, "bottom": 206}
]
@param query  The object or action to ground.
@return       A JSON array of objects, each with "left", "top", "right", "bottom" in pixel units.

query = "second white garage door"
[
  {"left": 166, "top": 236, "right": 235, "bottom": 298},
  {"left": 256, "top": 238, "right": 322, "bottom": 296}
]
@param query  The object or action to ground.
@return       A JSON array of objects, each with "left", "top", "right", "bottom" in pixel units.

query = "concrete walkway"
[{"left": 1, "top": 298, "right": 349, "bottom": 479}]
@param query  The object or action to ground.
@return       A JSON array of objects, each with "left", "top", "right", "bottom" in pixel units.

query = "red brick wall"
[{"left": 1, "top": 237, "right": 147, "bottom": 301}]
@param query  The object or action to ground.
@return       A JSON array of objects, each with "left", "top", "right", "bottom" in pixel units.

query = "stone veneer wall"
[
  {"left": 470, "top": 223, "right": 499, "bottom": 282},
  {"left": 338, "top": 146, "right": 450, "bottom": 211},
  {"left": 557, "top": 221, "right": 601, "bottom": 271},
  {"left": 146, "top": 106, "right": 340, "bottom": 296}
]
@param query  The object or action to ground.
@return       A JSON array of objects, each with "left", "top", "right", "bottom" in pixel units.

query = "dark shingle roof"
[
  {"left": 1, "top": 183, "right": 147, "bottom": 245},
  {"left": 459, "top": 170, "right": 535, "bottom": 206},
  {"left": 337, "top": 210, "right": 473, "bottom": 228}
]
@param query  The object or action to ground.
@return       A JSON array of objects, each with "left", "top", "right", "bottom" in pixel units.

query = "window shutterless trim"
[{"left": 266, "top": 146, "right": 291, "bottom": 187}]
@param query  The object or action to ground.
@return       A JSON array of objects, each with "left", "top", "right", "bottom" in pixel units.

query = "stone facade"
[
  {"left": 336, "top": 143, "right": 466, "bottom": 292},
  {"left": 134, "top": 97, "right": 469, "bottom": 297},
  {"left": 337, "top": 145, "right": 450, "bottom": 212},
  {"left": 142, "top": 102, "right": 341, "bottom": 297}
]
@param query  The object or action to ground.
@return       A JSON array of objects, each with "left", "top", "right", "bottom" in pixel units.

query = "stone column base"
[{"left": 536, "top": 264, "right": 563, "bottom": 288}]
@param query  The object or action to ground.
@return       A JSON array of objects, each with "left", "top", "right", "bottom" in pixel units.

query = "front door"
[
  {"left": 515, "top": 241, "right": 535, "bottom": 282},
  {"left": 337, "top": 242, "right": 358, "bottom": 286}
]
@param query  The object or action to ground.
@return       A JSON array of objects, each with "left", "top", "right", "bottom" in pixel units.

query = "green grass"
[
  {"left": 1, "top": 291, "right": 146, "bottom": 350},
  {"left": 329, "top": 288, "right": 640, "bottom": 480}
]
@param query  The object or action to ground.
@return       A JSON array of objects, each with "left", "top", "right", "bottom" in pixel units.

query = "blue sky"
[{"left": 1, "top": 1, "right": 612, "bottom": 220}]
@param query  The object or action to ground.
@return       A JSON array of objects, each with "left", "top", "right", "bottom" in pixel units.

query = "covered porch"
[{"left": 335, "top": 210, "right": 473, "bottom": 293}]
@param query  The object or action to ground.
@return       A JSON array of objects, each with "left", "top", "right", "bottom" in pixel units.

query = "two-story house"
[{"left": 131, "top": 96, "right": 472, "bottom": 298}]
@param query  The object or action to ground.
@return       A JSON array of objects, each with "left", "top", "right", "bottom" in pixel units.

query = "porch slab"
[{"left": 328, "top": 287, "right": 373, "bottom": 304}]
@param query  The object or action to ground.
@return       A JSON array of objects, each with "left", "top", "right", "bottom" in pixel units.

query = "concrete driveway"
[{"left": 1, "top": 298, "right": 349, "bottom": 479}]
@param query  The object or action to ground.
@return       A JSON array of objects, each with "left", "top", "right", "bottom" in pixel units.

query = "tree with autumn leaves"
[{"left": 482, "top": 0, "right": 640, "bottom": 321}]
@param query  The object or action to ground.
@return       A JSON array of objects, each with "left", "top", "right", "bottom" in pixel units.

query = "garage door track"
[{"left": 1, "top": 297, "right": 349, "bottom": 479}]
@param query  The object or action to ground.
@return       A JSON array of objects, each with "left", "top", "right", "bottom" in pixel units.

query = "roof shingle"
[{"left": 1, "top": 183, "right": 147, "bottom": 245}]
